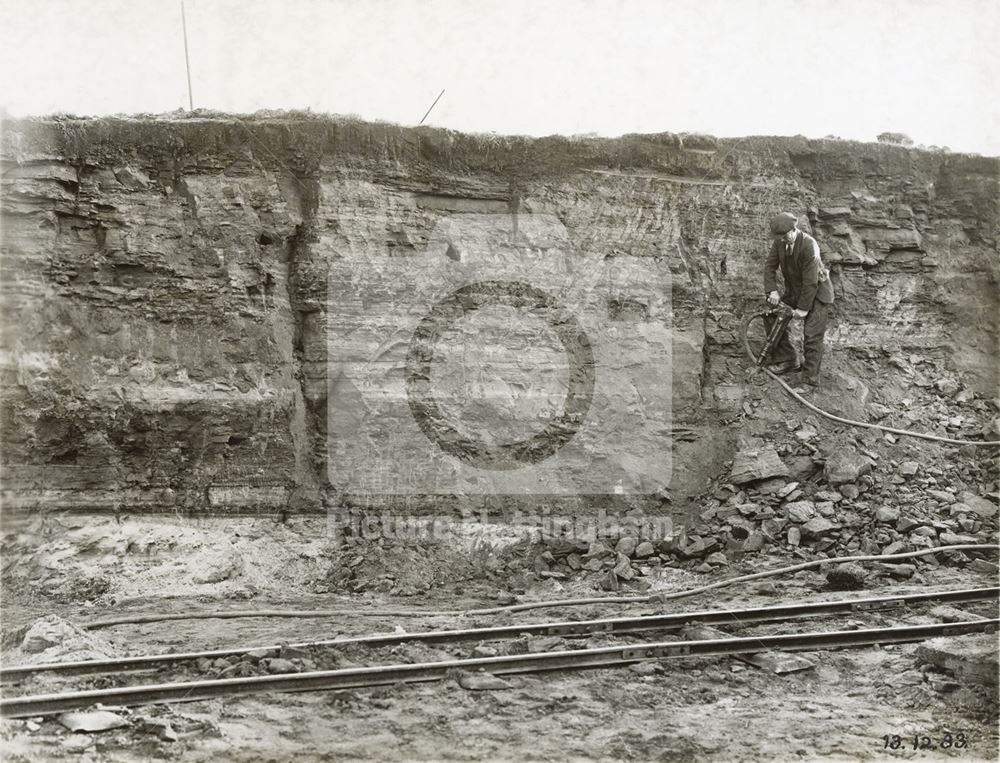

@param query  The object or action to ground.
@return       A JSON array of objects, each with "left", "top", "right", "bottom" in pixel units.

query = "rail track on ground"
[{"left": 2, "top": 586, "right": 997, "bottom": 718}]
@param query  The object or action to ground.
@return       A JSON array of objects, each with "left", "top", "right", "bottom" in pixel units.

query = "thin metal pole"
[
  {"left": 181, "top": 0, "right": 194, "bottom": 110},
  {"left": 418, "top": 89, "right": 445, "bottom": 125}
]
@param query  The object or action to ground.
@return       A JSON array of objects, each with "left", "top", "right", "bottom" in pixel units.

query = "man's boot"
[{"left": 767, "top": 360, "right": 800, "bottom": 375}]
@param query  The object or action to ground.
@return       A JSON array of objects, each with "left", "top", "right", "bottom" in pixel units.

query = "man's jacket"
[{"left": 763, "top": 230, "right": 834, "bottom": 311}]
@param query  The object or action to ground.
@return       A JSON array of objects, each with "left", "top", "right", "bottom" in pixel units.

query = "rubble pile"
[
  {"left": 524, "top": 404, "right": 998, "bottom": 589},
  {"left": 325, "top": 534, "right": 514, "bottom": 596}
]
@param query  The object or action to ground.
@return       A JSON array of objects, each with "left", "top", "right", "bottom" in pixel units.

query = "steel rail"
[
  {"left": 2, "top": 619, "right": 995, "bottom": 718},
  {"left": 3, "top": 587, "right": 995, "bottom": 682}
]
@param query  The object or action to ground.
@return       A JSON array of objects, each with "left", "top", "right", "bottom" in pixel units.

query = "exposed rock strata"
[{"left": 1, "top": 117, "right": 996, "bottom": 514}]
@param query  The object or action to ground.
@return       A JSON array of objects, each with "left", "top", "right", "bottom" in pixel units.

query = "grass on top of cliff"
[{"left": 11, "top": 109, "right": 975, "bottom": 181}]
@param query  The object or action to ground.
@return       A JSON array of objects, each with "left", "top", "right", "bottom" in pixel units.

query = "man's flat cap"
[{"left": 769, "top": 212, "right": 798, "bottom": 234}]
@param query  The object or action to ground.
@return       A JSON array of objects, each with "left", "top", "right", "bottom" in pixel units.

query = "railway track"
[
  {"left": 3, "top": 586, "right": 996, "bottom": 683},
  {"left": 3, "top": 586, "right": 997, "bottom": 718}
]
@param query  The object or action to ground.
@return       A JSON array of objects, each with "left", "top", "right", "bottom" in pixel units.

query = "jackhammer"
[{"left": 742, "top": 301, "right": 794, "bottom": 369}]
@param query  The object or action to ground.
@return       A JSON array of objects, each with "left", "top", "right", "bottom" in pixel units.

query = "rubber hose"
[
  {"left": 83, "top": 544, "right": 998, "bottom": 628},
  {"left": 740, "top": 312, "right": 1000, "bottom": 447}
]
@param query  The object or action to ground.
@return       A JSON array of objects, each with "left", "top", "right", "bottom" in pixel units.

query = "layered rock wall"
[{"left": 1, "top": 117, "right": 996, "bottom": 514}]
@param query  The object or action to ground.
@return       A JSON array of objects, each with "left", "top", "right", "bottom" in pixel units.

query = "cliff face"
[{"left": 1, "top": 117, "right": 997, "bottom": 514}]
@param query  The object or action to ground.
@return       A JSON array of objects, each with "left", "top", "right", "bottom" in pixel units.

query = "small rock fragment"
[
  {"left": 58, "top": 711, "right": 129, "bottom": 733},
  {"left": 875, "top": 506, "right": 900, "bottom": 524},
  {"left": 456, "top": 671, "right": 513, "bottom": 691},
  {"left": 800, "top": 517, "right": 838, "bottom": 539},
  {"left": 629, "top": 661, "right": 660, "bottom": 676},
  {"left": 615, "top": 537, "right": 638, "bottom": 557},
  {"left": 824, "top": 448, "right": 874, "bottom": 485},
  {"left": 634, "top": 541, "right": 655, "bottom": 558}
]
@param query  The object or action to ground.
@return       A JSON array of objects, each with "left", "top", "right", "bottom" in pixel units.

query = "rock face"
[{"left": 1, "top": 117, "right": 997, "bottom": 513}]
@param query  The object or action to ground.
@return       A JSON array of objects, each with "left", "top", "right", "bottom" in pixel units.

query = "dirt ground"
[{"left": 1, "top": 526, "right": 997, "bottom": 762}]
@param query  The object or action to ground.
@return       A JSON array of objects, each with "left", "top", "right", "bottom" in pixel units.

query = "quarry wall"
[{"left": 1, "top": 116, "right": 996, "bottom": 514}]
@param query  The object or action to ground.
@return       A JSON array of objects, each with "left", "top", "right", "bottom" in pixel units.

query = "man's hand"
[
  {"left": 792, "top": 308, "right": 808, "bottom": 319},
  {"left": 766, "top": 291, "right": 780, "bottom": 306}
]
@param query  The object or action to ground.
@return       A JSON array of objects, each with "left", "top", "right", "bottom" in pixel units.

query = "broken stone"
[
  {"left": 679, "top": 536, "right": 718, "bottom": 558},
  {"left": 787, "top": 527, "right": 801, "bottom": 546},
  {"left": 599, "top": 570, "right": 620, "bottom": 591},
  {"left": 456, "top": 671, "right": 513, "bottom": 691},
  {"left": 58, "top": 711, "right": 129, "bottom": 733},
  {"left": 754, "top": 478, "right": 787, "bottom": 495},
  {"left": 61, "top": 736, "right": 97, "bottom": 752},
  {"left": 814, "top": 490, "right": 842, "bottom": 503},
  {"left": 917, "top": 634, "right": 998, "bottom": 686},
  {"left": 882, "top": 540, "right": 907, "bottom": 555},
  {"left": 970, "top": 559, "right": 999, "bottom": 574},
  {"left": 629, "top": 661, "right": 660, "bottom": 676},
  {"left": 633, "top": 541, "right": 655, "bottom": 558},
  {"left": 939, "top": 532, "right": 979, "bottom": 545},
  {"left": 875, "top": 506, "right": 900, "bottom": 524},
  {"left": 261, "top": 657, "right": 301, "bottom": 674},
  {"left": 898, "top": 461, "right": 919, "bottom": 477},
  {"left": 838, "top": 484, "right": 860, "bottom": 499},
  {"left": 869, "top": 403, "right": 892, "bottom": 420},
  {"left": 874, "top": 562, "right": 915, "bottom": 578},
  {"left": 824, "top": 448, "right": 874, "bottom": 485},
  {"left": 957, "top": 491, "right": 998, "bottom": 518},
  {"left": 800, "top": 517, "right": 838, "bottom": 539},
  {"left": 784, "top": 500, "right": 816, "bottom": 524},
  {"left": 816, "top": 501, "right": 836, "bottom": 517},
  {"left": 934, "top": 378, "right": 960, "bottom": 396},
  {"left": 760, "top": 517, "right": 787, "bottom": 540},
  {"left": 777, "top": 482, "right": 800, "bottom": 498},
  {"left": 139, "top": 717, "right": 179, "bottom": 742},
  {"left": 21, "top": 616, "right": 84, "bottom": 654},
  {"left": 705, "top": 551, "right": 729, "bottom": 566},
  {"left": 896, "top": 516, "right": 921, "bottom": 533},
  {"left": 826, "top": 562, "right": 867, "bottom": 590},
  {"left": 615, "top": 536, "right": 638, "bottom": 557},
  {"left": 729, "top": 440, "right": 789, "bottom": 485},
  {"left": 613, "top": 556, "right": 635, "bottom": 581}
]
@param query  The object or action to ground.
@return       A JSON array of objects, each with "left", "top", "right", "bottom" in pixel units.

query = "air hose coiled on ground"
[{"left": 740, "top": 309, "right": 1000, "bottom": 447}]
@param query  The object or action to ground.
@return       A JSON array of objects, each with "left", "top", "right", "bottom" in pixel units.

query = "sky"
[{"left": 1, "top": 0, "right": 998, "bottom": 155}]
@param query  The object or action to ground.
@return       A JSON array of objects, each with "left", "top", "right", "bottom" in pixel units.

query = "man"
[{"left": 763, "top": 212, "right": 834, "bottom": 390}]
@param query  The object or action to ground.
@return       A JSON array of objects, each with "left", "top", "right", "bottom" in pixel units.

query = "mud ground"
[{"left": 2, "top": 543, "right": 997, "bottom": 762}]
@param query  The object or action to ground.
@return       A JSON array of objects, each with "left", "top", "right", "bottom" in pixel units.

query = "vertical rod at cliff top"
[{"left": 181, "top": 0, "right": 194, "bottom": 110}]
